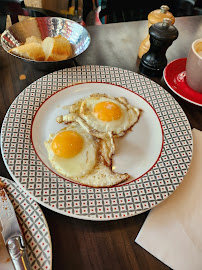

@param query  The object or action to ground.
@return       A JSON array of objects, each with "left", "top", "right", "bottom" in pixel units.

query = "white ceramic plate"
[
  {"left": 1, "top": 66, "right": 193, "bottom": 220},
  {"left": 0, "top": 177, "right": 52, "bottom": 270},
  {"left": 31, "top": 82, "right": 163, "bottom": 184}
]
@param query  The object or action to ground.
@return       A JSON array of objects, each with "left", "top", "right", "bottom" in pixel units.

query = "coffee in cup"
[{"left": 186, "top": 38, "right": 202, "bottom": 93}]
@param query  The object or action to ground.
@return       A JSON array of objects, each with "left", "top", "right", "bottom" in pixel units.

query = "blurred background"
[{"left": 1, "top": 0, "right": 202, "bottom": 31}]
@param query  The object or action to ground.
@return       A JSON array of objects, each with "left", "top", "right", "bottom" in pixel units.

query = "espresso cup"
[{"left": 186, "top": 38, "right": 202, "bottom": 93}]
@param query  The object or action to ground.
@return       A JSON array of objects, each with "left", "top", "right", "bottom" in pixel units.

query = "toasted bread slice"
[{"left": 42, "top": 35, "right": 72, "bottom": 61}]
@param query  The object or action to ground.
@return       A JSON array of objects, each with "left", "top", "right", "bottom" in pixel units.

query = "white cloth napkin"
[{"left": 135, "top": 128, "right": 202, "bottom": 270}]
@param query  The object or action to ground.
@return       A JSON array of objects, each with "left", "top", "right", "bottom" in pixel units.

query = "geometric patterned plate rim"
[
  {"left": 0, "top": 176, "right": 52, "bottom": 270},
  {"left": 31, "top": 81, "right": 164, "bottom": 187},
  {"left": 1, "top": 65, "right": 193, "bottom": 221}
]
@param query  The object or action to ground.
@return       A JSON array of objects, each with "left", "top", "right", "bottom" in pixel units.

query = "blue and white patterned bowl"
[{"left": 1, "top": 17, "right": 90, "bottom": 70}]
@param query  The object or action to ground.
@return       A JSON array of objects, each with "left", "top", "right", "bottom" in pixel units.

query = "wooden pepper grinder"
[
  {"left": 138, "top": 5, "right": 175, "bottom": 59},
  {"left": 139, "top": 18, "right": 178, "bottom": 77}
]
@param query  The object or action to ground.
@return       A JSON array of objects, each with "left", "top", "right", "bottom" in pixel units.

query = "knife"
[{"left": 0, "top": 183, "right": 32, "bottom": 270}]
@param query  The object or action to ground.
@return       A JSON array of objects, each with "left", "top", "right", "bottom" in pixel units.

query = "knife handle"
[{"left": 7, "top": 236, "right": 32, "bottom": 270}]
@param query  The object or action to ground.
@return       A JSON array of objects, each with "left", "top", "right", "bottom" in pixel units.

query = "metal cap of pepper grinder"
[
  {"left": 139, "top": 18, "right": 179, "bottom": 77},
  {"left": 160, "top": 5, "right": 170, "bottom": 13}
]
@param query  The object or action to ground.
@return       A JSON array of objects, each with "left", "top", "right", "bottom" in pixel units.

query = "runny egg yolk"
[
  {"left": 93, "top": 101, "right": 122, "bottom": 121},
  {"left": 51, "top": 130, "right": 84, "bottom": 158}
]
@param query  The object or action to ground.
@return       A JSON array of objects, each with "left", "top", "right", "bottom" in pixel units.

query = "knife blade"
[{"left": 0, "top": 183, "right": 32, "bottom": 270}]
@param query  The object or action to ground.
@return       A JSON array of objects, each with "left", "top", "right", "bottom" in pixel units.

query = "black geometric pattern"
[
  {"left": 1, "top": 66, "right": 192, "bottom": 220},
  {"left": 0, "top": 177, "right": 52, "bottom": 269}
]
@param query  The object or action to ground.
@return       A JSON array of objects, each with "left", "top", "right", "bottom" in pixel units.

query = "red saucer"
[{"left": 164, "top": 58, "right": 202, "bottom": 107}]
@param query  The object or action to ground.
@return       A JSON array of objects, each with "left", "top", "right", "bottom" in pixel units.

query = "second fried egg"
[
  {"left": 45, "top": 122, "right": 98, "bottom": 178},
  {"left": 70, "top": 93, "right": 140, "bottom": 136}
]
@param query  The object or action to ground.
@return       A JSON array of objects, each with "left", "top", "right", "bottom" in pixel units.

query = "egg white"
[
  {"left": 73, "top": 160, "right": 130, "bottom": 187},
  {"left": 45, "top": 122, "right": 98, "bottom": 178}
]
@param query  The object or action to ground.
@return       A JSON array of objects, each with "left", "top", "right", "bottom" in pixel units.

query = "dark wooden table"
[{"left": 0, "top": 15, "right": 202, "bottom": 270}]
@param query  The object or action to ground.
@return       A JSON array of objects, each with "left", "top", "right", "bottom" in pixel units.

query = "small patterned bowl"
[{"left": 1, "top": 17, "right": 90, "bottom": 70}]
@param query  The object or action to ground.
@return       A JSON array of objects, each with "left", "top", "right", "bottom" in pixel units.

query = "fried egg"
[
  {"left": 57, "top": 113, "right": 115, "bottom": 167},
  {"left": 69, "top": 93, "right": 140, "bottom": 137},
  {"left": 45, "top": 122, "right": 98, "bottom": 178},
  {"left": 53, "top": 115, "right": 130, "bottom": 187}
]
